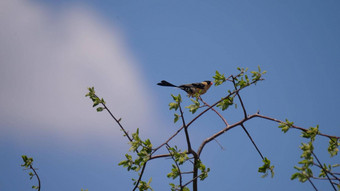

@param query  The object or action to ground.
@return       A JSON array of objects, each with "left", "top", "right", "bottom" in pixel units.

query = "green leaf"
[
  {"left": 185, "top": 98, "right": 200, "bottom": 114},
  {"left": 213, "top": 71, "right": 227, "bottom": 86},
  {"left": 196, "top": 160, "right": 210, "bottom": 181},
  {"left": 169, "top": 102, "right": 179, "bottom": 111},
  {"left": 169, "top": 94, "right": 181, "bottom": 111},
  {"left": 301, "top": 125, "right": 319, "bottom": 142},
  {"left": 174, "top": 113, "right": 180, "bottom": 123},
  {"left": 258, "top": 157, "right": 274, "bottom": 178},
  {"left": 332, "top": 164, "right": 340, "bottom": 168},
  {"left": 96, "top": 107, "right": 104, "bottom": 112},
  {"left": 328, "top": 137, "right": 339, "bottom": 157},
  {"left": 216, "top": 97, "right": 233, "bottom": 111},
  {"left": 167, "top": 164, "right": 180, "bottom": 179},
  {"left": 291, "top": 172, "right": 308, "bottom": 182},
  {"left": 92, "top": 98, "right": 100, "bottom": 107},
  {"left": 32, "top": 184, "right": 39, "bottom": 189},
  {"left": 278, "top": 119, "right": 294, "bottom": 133}
]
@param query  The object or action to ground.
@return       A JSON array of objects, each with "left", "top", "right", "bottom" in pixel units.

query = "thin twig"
[
  {"left": 313, "top": 163, "right": 340, "bottom": 181},
  {"left": 214, "top": 139, "right": 225, "bottom": 150},
  {"left": 149, "top": 153, "right": 172, "bottom": 160},
  {"left": 132, "top": 162, "right": 148, "bottom": 191},
  {"left": 312, "top": 152, "right": 337, "bottom": 191},
  {"left": 231, "top": 76, "right": 247, "bottom": 118},
  {"left": 255, "top": 114, "right": 339, "bottom": 139},
  {"left": 166, "top": 144, "right": 183, "bottom": 189},
  {"left": 307, "top": 178, "right": 319, "bottom": 191},
  {"left": 199, "top": 97, "right": 229, "bottom": 126},
  {"left": 179, "top": 103, "right": 192, "bottom": 152},
  {"left": 311, "top": 177, "right": 339, "bottom": 181},
  {"left": 181, "top": 172, "right": 206, "bottom": 188},
  {"left": 240, "top": 123, "right": 264, "bottom": 160},
  {"left": 30, "top": 165, "right": 41, "bottom": 191},
  {"left": 96, "top": 95, "right": 134, "bottom": 142}
]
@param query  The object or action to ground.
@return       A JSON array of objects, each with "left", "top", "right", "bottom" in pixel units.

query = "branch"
[
  {"left": 30, "top": 165, "right": 41, "bottom": 191},
  {"left": 313, "top": 163, "right": 340, "bottom": 181},
  {"left": 197, "top": 113, "right": 255, "bottom": 156},
  {"left": 179, "top": 103, "right": 192, "bottom": 152},
  {"left": 199, "top": 96, "right": 229, "bottom": 126},
  {"left": 255, "top": 114, "right": 340, "bottom": 139},
  {"left": 312, "top": 152, "right": 337, "bottom": 191},
  {"left": 198, "top": 112, "right": 339, "bottom": 157},
  {"left": 166, "top": 144, "right": 183, "bottom": 189},
  {"left": 231, "top": 76, "right": 247, "bottom": 118},
  {"left": 99, "top": 97, "right": 134, "bottom": 142},
  {"left": 132, "top": 162, "right": 148, "bottom": 191},
  {"left": 240, "top": 123, "right": 264, "bottom": 160},
  {"left": 307, "top": 177, "right": 319, "bottom": 191},
  {"left": 149, "top": 153, "right": 172, "bottom": 160},
  {"left": 201, "top": 88, "right": 264, "bottom": 160}
]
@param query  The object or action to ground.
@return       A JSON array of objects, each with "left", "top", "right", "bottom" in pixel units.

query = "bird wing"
[{"left": 191, "top": 82, "right": 205, "bottom": 89}]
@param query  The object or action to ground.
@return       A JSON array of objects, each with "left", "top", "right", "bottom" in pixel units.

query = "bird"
[{"left": 157, "top": 80, "right": 213, "bottom": 97}]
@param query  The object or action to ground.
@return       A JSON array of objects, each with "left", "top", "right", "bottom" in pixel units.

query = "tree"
[{"left": 84, "top": 67, "right": 339, "bottom": 191}]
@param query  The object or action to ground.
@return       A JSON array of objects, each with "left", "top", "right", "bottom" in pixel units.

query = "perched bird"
[{"left": 157, "top": 80, "right": 213, "bottom": 97}]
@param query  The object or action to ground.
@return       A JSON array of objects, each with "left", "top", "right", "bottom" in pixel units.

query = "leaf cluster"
[
  {"left": 258, "top": 157, "right": 274, "bottom": 178},
  {"left": 291, "top": 142, "right": 314, "bottom": 182},
  {"left": 132, "top": 177, "right": 153, "bottom": 191},
  {"left": 169, "top": 183, "right": 189, "bottom": 191},
  {"left": 291, "top": 125, "right": 340, "bottom": 188},
  {"left": 21, "top": 155, "right": 39, "bottom": 190},
  {"left": 119, "top": 129, "right": 153, "bottom": 172},
  {"left": 328, "top": 138, "right": 339, "bottom": 157},
  {"left": 185, "top": 98, "right": 200, "bottom": 114},
  {"left": 301, "top": 126, "right": 319, "bottom": 142},
  {"left": 278, "top": 119, "right": 294, "bottom": 133},
  {"left": 167, "top": 146, "right": 189, "bottom": 180},
  {"left": 216, "top": 97, "right": 233, "bottom": 111},
  {"left": 85, "top": 87, "right": 106, "bottom": 112},
  {"left": 196, "top": 160, "right": 210, "bottom": 181},
  {"left": 213, "top": 71, "right": 227, "bottom": 86}
]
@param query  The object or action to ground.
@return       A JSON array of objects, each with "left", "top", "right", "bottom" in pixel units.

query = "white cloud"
[{"left": 0, "top": 0, "right": 156, "bottom": 148}]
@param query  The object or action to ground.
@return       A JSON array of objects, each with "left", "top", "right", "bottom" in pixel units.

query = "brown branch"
[
  {"left": 95, "top": 94, "right": 133, "bottom": 143},
  {"left": 240, "top": 123, "right": 264, "bottom": 160},
  {"left": 182, "top": 171, "right": 207, "bottom": 189},
  {"left": 152, "top": 126, "right": 184, "bottom": 154},
  {"left": 255, "top": 114, "right": 340, "bottom": 139},
  {"left": 231, "top": 76, "right": 247, "bottom": 118},
  {"left": 198, "top": 112, "right": 339, "bottom": 157},
  {"left": 199, "top": 96, "right": 229, "bottom": 126},
  {"left": 197, "top": 114, "right": 255, "bottom": 156},
  {"left": 149, "top": 153, "right": 172, "bottom": 160},
  {"left": 132, "top": 161, "right": 148, "bottom": 191}
]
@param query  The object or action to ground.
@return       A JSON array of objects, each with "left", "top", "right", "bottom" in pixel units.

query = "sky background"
[{"left": 1, "top": 0, "right": 340, "bottom": 190}]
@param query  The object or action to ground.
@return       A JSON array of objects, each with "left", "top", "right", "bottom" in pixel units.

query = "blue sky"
[{"left": 1, "top": 0, "right": 340, "bottom": 190}]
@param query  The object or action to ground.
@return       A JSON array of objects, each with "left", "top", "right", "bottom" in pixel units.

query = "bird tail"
[{"left": 157, "top": 80, "right": 177, "bottom": 87}]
